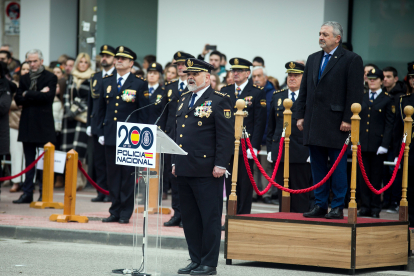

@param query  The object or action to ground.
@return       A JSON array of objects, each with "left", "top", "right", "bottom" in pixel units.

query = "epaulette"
[
  {"left": 181, "top": 91, "right": 191, "bottom": 97},
  {"left": 384, "top": 92, "right": 391, "bottom": 97},
  {"left": 91, "top": 73, "right": 95, "bottom": 77},
  {"left": 165, "top": 79, "right": 178, "bottom": 86},
  {"left": 221, "top": 83, "right": 232, "bottom": 88},
  {"left": 214, "top": 91, "right": 227, "bottom": 97},
  {"left": 136, "top": 75, "right": 146, "bottom": 81},
  {"left": 161, "top": 87, "right": 165, "bottom": 90},
  {"left": 253, "top": 84, "right": 264, "bottom": 90},
  {"left": 104, "top": 74, "right": 113, "bottom": 78},
  {"left": 273, "top": 88, "right": 287, "bottom": 94}
]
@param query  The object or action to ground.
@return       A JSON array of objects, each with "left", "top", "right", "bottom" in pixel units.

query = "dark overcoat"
[{"left": 0, "top": 79, "right": 15, "bottom": 155}]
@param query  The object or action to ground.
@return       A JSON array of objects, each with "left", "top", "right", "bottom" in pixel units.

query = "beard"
[
  {"left": 101, "top": 61, "right": 109, "bottom": 67},
  {"left": 319, "top": 40, "right": 326, "bottom": 48},
  {"left": 188, "top": 79, "right": 206, "bottom": 92}
]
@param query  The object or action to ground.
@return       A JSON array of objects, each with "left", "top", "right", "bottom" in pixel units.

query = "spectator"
[
  {"left": 51, "top": 63, "right": 65, "bottom": 80},
  {"left": 252, "top": 56, "right": 265, "bottom": 67},
  {"left": 19, "top": 62, "right": 30, "bottom": 77},
  {"left": 165, "top": 64, "right": 178, "bottom": 82},
  {"left": 65, "top": 57, "right": 75, "bottom": 77},
  {"left": 61, "top": 53, "right": 95, "bottom": 190},
  {"left": 13, "top": 49, "right": 57, "bottom": 204},
  {"left": 209, "top": 51, "right": 222, "bottom": 76},
  {"left": 142, "top": 54, "right": 156, "bottom": 71},
  {"left": 0, "top": 44, "right": 20, "bottom": 74},
  {"left": 57, "top": 54, "right": 68, "bottom": 65},
  {"left": 131, "top": 61, "right": 142, "bottom": 75},
  {"left": 224, "top": 70, "right": 234, "bottom": 85},
  {"left": 210, "top": 72, "right": 220, "bottom": 90},
  {"left": 0, "top": 50, "right": 17, "bottom": 77},
  {"left": 267, "top": 76, "right": 280, "bottom": 90}
]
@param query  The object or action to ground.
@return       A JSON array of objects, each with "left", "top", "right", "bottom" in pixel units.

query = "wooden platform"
[{"left": 225, "top": 213, "right": 409, "bottom": 274}]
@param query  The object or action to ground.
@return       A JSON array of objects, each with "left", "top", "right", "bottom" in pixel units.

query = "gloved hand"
[
  {"left": 246, "top": 148, "right": 257, "bottom": 159},
  {"left": 394, "top": 157, "right": 401, "bottom": 169},
  {"left": 225, "top": 170, "right": 231, "bottom": 178},
  {"left": 98, "top": 136, "right": 105, "bottom": 145},
  {"left": 86, "top": 126, "right": 92, "bottom": 137},
  {"left": 306, "top": 156, "right": 311, "bottom": 163},
  {"left": 267, "top": 152, "right": 272, "bottom": 163},
  {"left": 376, "top": 146, "right": 388, "bottom": 155}
]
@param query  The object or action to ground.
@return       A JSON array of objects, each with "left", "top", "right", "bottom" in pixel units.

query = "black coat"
[
  {"left": 148, "top": 84, "right": 168, "bottom": 130},
  {"left": 295, "top": 45, "right": 364, "bottom": 149},
  {"left": 0, "top": 79, "right": 15, "bottom": 155},
  {"left": 221, "top": 79, "right": 267, "bottom": 150},
  {"left": 359, "top": 91, "right": 394, "bottom": 152},
  {"left": 97, "top": 73, "right": 149, "bottom": 146},
  {"left": 266, "top": 89, "right": 309, "bottom": 163},
  {"left": 172, "top": 87, "right": 234, "bottom": 177},
  {"left": 393, "top": 93, "right": 414, "bottom": 165},
  {"left": 15, "top": 70, "right": 57, "bottom": 145},
  {"left": 164, "top": 79, "right": 189, "bottom": 139}
]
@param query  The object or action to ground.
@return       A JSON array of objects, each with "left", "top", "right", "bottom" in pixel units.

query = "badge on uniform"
[
  {"left": 157, "top": 94, "right": 162, "bottom": 100},
  {"left": 392, "top": 105, "right": 396, "bottom": 114},
  {"left": 194, "top": 101, "right": 213, "bottom": 118},
  {"left": 107, "top": 86, "right": 112, "bottom": 93},
  {"left": 244, "top": 96, "right": 253, "bottom": 106},
  {"left": 277, "top": 98, "right": 282, "bottom": 106},
  {"left": 143, "top": 91, "right": 149, "bottom": 99},
  {"left": 93, "top": 79, "right": 97, "bottom": 87},
  {"left": 260, "top": 99, "right": 266, "bottom": 107},
  {"left": 224, "top": 109, "right": 231, "bottom": 119},
  {"left": 168, "top": 89, "right": 172, "bottom": 97},
  {"left": 121, "top": 89, "right": 136, "bottom": 102}
]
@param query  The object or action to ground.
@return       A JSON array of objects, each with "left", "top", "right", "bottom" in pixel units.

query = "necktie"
[
  {"left": 149, "top": 87, "right": 154, "bottom": 97},
  {"left": 291, "top": 92, "right": 296, "bottom": 102},
  {"left": 104, "top": 73, "right": 108, "bottom": 77},
  {"left": 318, "top": 54, "right": 331, "bottom": 82},
  {"left": 370, "top": 92, "right": 376, "bottom": 106},
  {"left": 189, "top": 93, "right": 197, "bottom": 108},
  {"left": 117, "top": 77, "right": 123, "bottom": 93},
  {"left": 235, "top": 87, "right": 241, "bottom": 97},
  {"left": 180, "top": 82, "right": 185, "bottom": 91}
]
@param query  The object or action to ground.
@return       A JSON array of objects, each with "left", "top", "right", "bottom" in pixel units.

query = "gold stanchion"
[
  {"left": 281, "top": 99, "right": 292, "bottom": 212},
  {"left": 228, "top": 99, "right": 246, "bottom": 216},
  {"left": 348, "top": 103, "right": 361, "bottom": 224},
  {"left": 30, "top": 142, "right": 63, "bottom": 209},
  {"left": 399, "top": 106, "right": 413, "bottom": 221},
  {"left": 50, "top": 150, "right": 88, "bottom": 223}
]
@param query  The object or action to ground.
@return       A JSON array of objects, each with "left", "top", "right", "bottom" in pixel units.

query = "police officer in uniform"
[
  {"left": 87, "top": 44, "right": 116, "bottom": 202},
  {"left": 267, "top": 61, "right": 313, "bottom": 213},
  {"left": 221, "top": 58, "right": 267, "bottom": 215},
  {"left": 357, "top": 68, "right": 394, "bottom": 218},
  {"left": 172, "top": 58, "right": 234, "bottom": 275},
  {"left": 164, "top": 51, "right": 195, "bottom": 227},
  {"left": 147, "top": 62, "right": 168, "bottom": 129},
  {"left": 97, "top": 46, "right": 149, "bottom": 223}
]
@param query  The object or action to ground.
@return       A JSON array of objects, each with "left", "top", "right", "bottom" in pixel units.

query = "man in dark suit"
[
  {"left": 267, "top": 61, "right": 313, "bottom": 213},
  {"left": 97, "top": 46, "right": 149, "bottom": 223},
  {"left": 164, "top": 51, "right": 194, "bottom": 228},
  {"left": 172, "top": 58, "right": 234, "bottom": 275},
  {"left": 221, "top": 58, "right": 267, "bottom": 215},
  {"left": 14, "top": 49, "right": 57, "bottom": 203},
  {"left": 87, "top": 44, "right": 116, "bottom": 203},
  {"left": 296, "top": 21, "right": 364, "bottom": 219},
  {"left": 357, "top": 68, "right": 394, "bottom": 218}
]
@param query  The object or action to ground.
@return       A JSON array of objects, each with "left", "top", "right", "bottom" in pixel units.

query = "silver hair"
[
  {"left": 252, "top": 66, "right": 267, "bottom": 77},
  {"left": 26, "top": 49, "right": 44, "bottom": 60},
  {"left": 1, "top": 44, "right": 12, "bottom": 53},
  {"left": 322, "top": 21, "right": 343, "bottom": 40}
]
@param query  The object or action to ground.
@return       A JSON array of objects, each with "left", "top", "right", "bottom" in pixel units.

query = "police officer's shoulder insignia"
[
  {"left": 260, "top": 99, "right": 266, "bottom": 107},
  {"left": 224, "top": 109, "right": 231, "bottom": 119},
  {"left": 104, "top": 74, "right": 113, "bottom": 78},
  {"left": 107, "top": 86, "right": 111, "bottom": 93},
  {"left": 392, "top": 105, "right": 396, "bottom": 114},
  {"left": 178, "top": 103, "right": 183, "bottom": 111},
  {"left": 181, "top": 91, "right": 191, "bottom": 97},
  {"left": 93, "top": 79, "right": 97, "bottom": 87},
  {"left": 274, "top": 89, "right": 285, "bottom": 94},
  {"left": 214, "top": 91, "right": 226, "bottom": 97},
  {"left": 277, "top": 98, "right": 282, "bottom": 106}
]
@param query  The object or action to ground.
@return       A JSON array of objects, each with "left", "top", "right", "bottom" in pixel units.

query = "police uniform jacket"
[
  {"left": 359, "top": 90, "right": 394, "bottom": 152},
  {"left": 266, "top": 89, "right": 309, "bottom": 163},
  {"left": 221, "top": 79, "right": 267, "bottom": 150},
  {"left": 97, "top": 73, "right": 149, "bottom": 146},
  {"left": 164, "top": 79, "right": 189, "bottom": 139},
  {"left": 172, "top": 87, "right": 234, "bottom": 177},
  {"left": 149, "top": 84, "right": 168, "bottom": 130},
  {"left": 393, "top": 94, "right": 414, "bottom": 165}
]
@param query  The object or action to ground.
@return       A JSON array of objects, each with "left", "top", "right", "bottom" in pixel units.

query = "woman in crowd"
[
  {"left": 210, "top": 72, "right": 220, "bottom": 90},
  {"left": 224, "top": 70, "right": 234, "bottom": 85},
  {"left": 61, "top": 53, "right": 94, "bottom": 190},
  {"left": 165, "top": 64, "right": 178, "bottom": 82},
  {"left": 52, "top": 64, "right": 65, "bottom": 80}
]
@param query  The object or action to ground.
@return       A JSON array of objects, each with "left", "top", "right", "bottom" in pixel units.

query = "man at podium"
[{"left": 172, "top": 58, "right": 234, "bottom": 275}]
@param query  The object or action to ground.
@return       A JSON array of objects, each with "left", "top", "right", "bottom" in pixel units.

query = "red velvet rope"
[
  {"left": 0, "top": 152, "right": 45, "bottom": 181},
  {"left": 241, "top": 136, "right": 348, "bottom": 194},
  {"left": 357, "top": 143, "right": 405, "bottom": 195},
  {"left": 78, "top": 160, "right": 109, "bottom": 195}
]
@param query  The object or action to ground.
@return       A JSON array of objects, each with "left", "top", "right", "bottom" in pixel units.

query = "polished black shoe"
[
  {"left": 263, "top": 197, "right": 273, "bottom": 204},
  {"left": 102, "top": 215, "right": 119, "bottom": 222},
  {"left": 303, "top": 205, "right": 328, "bottom": 218},
  {"left": 13, "top": 193, "right": 33, "bottom": 204},
  {"left": 178, "top": 261, "right": 200, "bottom": 274},
  {"left": 357, "top": 209, "right": 371, "bottom": 217},
  {"left": 164, "top": 216, "right": 181, "bottom": 227},
  {"left": 371, "top": 212, "right": 380, "bottom": 218},
  {"left": 91, "top": 195, "right": 105, "bottom": 202},
  {"left": 190, "top": 265, "right": 216, "bottom": 275},
  {"left": 37, "top": 194, "right": 42, "bottom": 202},
  {"left": 103, "top": 195, "right": 111, "bottom": 202},
  {"left": 179, "top": 221, "right": 183, "bottom": 228},
  {"left": 119, "top": 218, "right": 130, "bottom": 224},
  {"left": 325, "top": 207, "right": 344, "bottom": 219}
]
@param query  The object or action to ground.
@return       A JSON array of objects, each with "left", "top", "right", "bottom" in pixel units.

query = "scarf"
[
  {"left": 71, "top": 68, "right": 95, "bottom": 90},
  {"left": 29, "top": 65, "right": 45, "bottom": 90}
]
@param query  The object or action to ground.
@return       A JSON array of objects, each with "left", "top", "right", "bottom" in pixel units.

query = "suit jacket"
[
  {"left": 359, "top": 91, "right": 394, "bottom": 152},
  {"left": 295, "top": 44, "right": 364, "bottom": 149},
  {"left": 173, "top": 87, "right": 234, "bottom": 177},
  {"left": 164, "top": 79, "right": 189, "bottom": 139},
  {"left": 393, "top": 93, "right": 414, "bottom": 165},
  {"left": 266, "top": 89, "right": 309, "bottom": 163},
  {"left": 221, "top": 79, "right": 267, "bottom": 150},
  {"left": 15, "top": 69, "right": 57, "bottom": 144},
  {"left": 148, "top": 84, "right": 168, "bottom": 130},
  {"left": 97, "top": 73, "right": 149, "bottom": 146}
]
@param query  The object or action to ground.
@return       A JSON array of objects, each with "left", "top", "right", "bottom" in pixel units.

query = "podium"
[{"left": 112, "top": 123, "right": 186, "bottom": 276}]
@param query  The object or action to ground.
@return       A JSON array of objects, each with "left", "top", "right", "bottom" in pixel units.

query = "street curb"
[{"left": 0, "top": 225, "right": 225, "bottom": 252}]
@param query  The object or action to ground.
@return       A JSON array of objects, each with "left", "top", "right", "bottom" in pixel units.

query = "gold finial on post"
[
  {"left": 228, "top": 99, "right": 247, "bottom": 216},
  {"left": 348, "top": 103, "right": 361, "bottom": 224},
  {"left": 281, "top": 99, "right": 293, "bottom": 212},
  {"left": 399, "top": 105, "right": 413, "bottom": 221}
]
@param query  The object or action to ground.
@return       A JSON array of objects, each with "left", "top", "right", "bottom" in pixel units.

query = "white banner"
[
  {"left": 36, "top": 149, "right": 67, "bottom": 174},
  {"left": 115, "top": 122, "right": 157, "bottom": 168}
]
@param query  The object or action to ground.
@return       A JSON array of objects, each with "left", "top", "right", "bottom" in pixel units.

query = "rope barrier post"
[
  {"left": 348, "top": 103, "right": 361, "bottom": 224},
  {"left": 50, "top": 150, "right": 88, "bottom": 223},
  {"left": 281, "top": 99, "right": 293, "bottom": 212},
  {"left": 228, "top": 99, "right": 247, "bottom": 216},
  {"left": 399, "top": 106, "right": 414, "bottom": 222},
  {"left": 30, "top": 143, "right": 63, "bottom": 209}
]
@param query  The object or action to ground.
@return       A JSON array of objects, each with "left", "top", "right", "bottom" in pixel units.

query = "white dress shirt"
[
  {"left": 149, "top": 83, "right": 159, "bottom": 92},
  {"left": 235, "top": 79, "right": 249, "bottom": 95},
  {"left": 369, "top": 88, "right": 382, "bottom": 100},
  {"left": 102, "top": 66, "right": 115, "bottom": 78},
  {"left": 116, "top": 72, "right": 130, "bottom": 87},
  {"left": 178, "top": 79, "right": 188, "bottom": 90},
  {"left": 288, "top": 89, "right": 300, "bottom": 102}
]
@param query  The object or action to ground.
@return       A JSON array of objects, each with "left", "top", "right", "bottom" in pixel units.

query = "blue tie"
[
  {"left": 188, "top": 93, "right": 197, "bottom": 108},
  {"left": 370, "top": 92, "right": 376, "bottom": 106},
  {"left": 179, "top": 82, "right": 185, "bottom": 95},
  {"left": 318, "top": 54, "right": 331, "bottom": 82},
  {"left": 291, "top": 92, "right": 296, "bottom": 102},
  {"left": 149, "top": 87, "right": 154, "bottom": 97},
  {"left": 117, "top": 77, "right": 123, "bottom": 93}
]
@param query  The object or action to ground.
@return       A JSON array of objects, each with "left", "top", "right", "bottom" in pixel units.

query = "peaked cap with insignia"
[
  {"left": 174, "top": 51, "right": 195, "bottom": 63},
  {"left": 285, "top": 61, "right": 304, "bottom": 74},
  {"left": 407, "top": 61, "right": 414, "bottom": 76},
  {"left": 115, "top": 46, "right": 137, "bottom": 61},
  {"left": 147, "top": 62, "right": 163, "bottom": 73},
  {"left": 229, "top": 57, "right": 252, "bottom": 70},
  {"left": 367, "top": 68, "right": 384, "bottom": 80},
  {"left": 99, "top": 45, "right": 115, "bottom": 56},
  {"left": 183, "top": 58, "right": 214, "bottom": 73}
]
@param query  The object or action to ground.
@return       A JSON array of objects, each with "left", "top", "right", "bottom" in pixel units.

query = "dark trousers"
[
  {"left": 357, "top": 152, "right": 385, "bottom": 214},
  {"left": 407, "top": 166, "right": 414, "bottom": 227},
  {"left": 93, "top": 135, "right": 108, "bottom": 197},
  {"left": 177, "top": 175, "right": 223, "bottom": 267},
  {"left": 105, "top": 145, "right": 134, "bottom": 219},
  {"left": 309, "top": 145, "right": 348, "bottom": 210},
  {"left": 383, "top": 150, "right": 402, "bottom": 206},
  {"left": 225, "top": 156, "right": 253, "bottom": 214},
  {"left": 166, "top": 154, "right": 180, "bottom": 218},
  {"left": 22, "top": 142, "right": 43, "bottom": 195},
  {"left": 163, "top": 154, "right": 172, "bottom": 193},
  {"left": 277, "top": 163, "right": 314, "bottom": 213}
]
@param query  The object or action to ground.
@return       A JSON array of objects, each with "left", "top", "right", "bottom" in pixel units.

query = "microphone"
[
  {"left": 154, "top": 100, "right": 172, "bottom": 125},
  {"left": 125, "top": 96, "right": 163, "bottom": 122}
]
